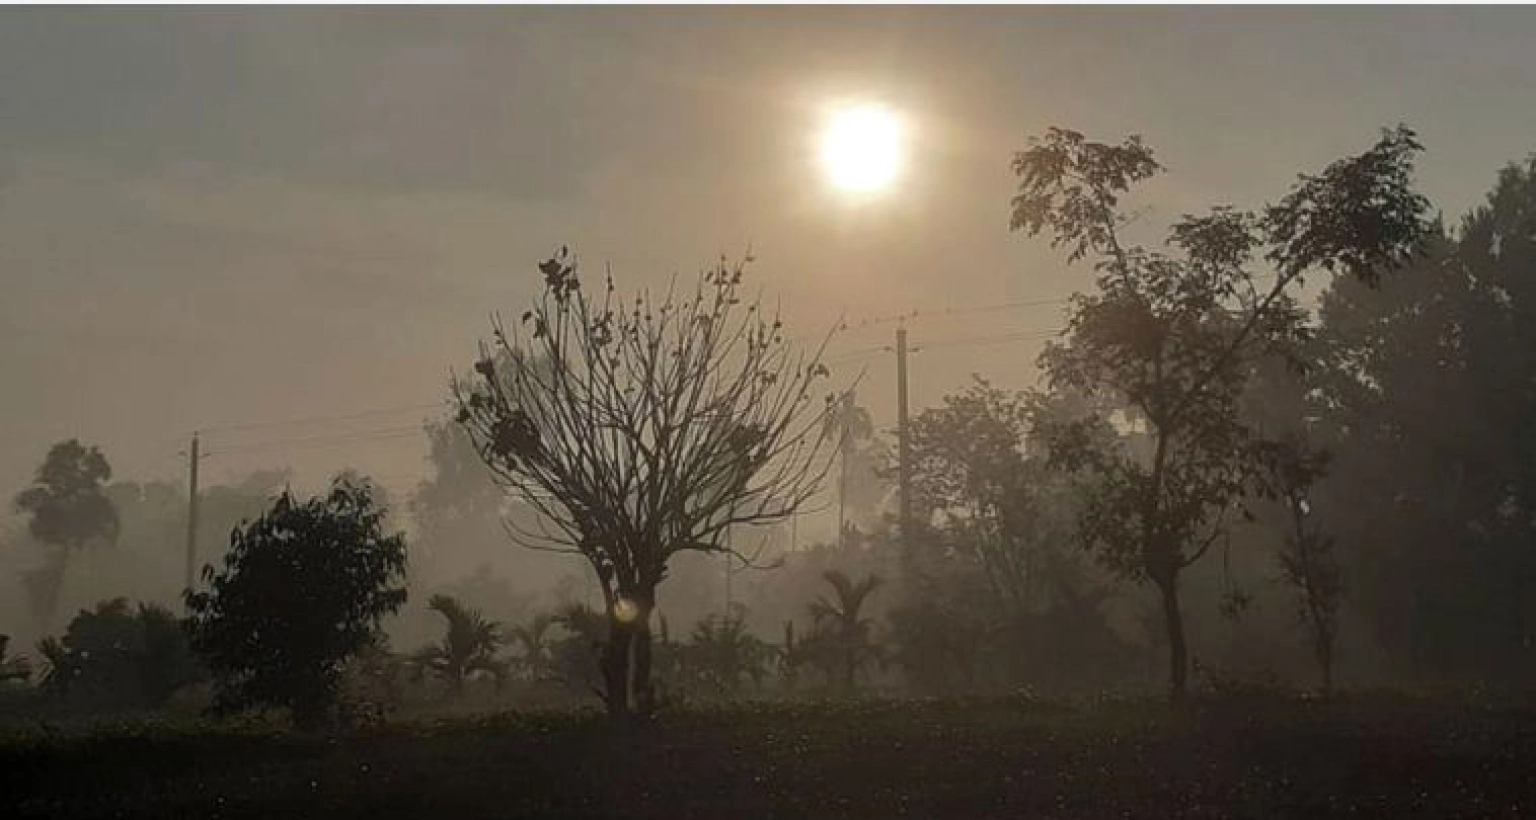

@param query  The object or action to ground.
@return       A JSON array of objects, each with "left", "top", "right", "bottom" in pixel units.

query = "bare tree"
[{"left": 454, "top": 249, "right": 840, "bottom": 718}]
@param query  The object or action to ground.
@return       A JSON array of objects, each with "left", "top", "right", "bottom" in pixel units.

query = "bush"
[
  {"left": 186, "top": 477, "right": 407, "bottom": 729},
  {"left": 35, "top": 598, "right": 201, "bottom": 711}
]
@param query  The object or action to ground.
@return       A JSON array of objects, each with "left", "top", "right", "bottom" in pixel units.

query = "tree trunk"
[
  {"left": 838, "top": 432, "right": 848, "bottom": 551},
  {"left": 1317, "top": 632, "right": 1334, "bottom": 694},
  {"left": 844, "top": 643, "right": 856, "bottom": 695},
  {"left": 289, "top": 674, "right": 333, "bottom": 732},
  {"left": 24, "top": 547, "right": 69, "bottom": 632},
  {"left": 601, "top": 594, "right": 655, "bottom": 720},
  {"left": 1157, "top": 575, "right": 1188, "bottom": 699}
]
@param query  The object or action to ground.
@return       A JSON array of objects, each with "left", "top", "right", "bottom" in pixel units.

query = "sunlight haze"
[{"left": 3, "top": 5, "right": 1536, "bottom": 524}]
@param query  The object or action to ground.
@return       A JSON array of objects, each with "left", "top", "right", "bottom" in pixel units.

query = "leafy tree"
[
  {"left": 13, "top": 440, "right": 120, "bottom": 624},
  {"left": 195, "top": 471, "right": 291, "bottom": 549},
  {"left": 1011, "top": 125, "right": 1430, "bottom": 696},
  {"left": 416, "top": 593, "right": 505, "bottom": 693},
  {"left": 455, "top": 250, "right": 839, "bottom": 718},
  {"left": 776, "top": 620, "right": 809, "bottom": 691},
  {"left": 680, "top": 605, "right": 771, "bottom": 698},
  {"left": 807, "top": 570, "right": 883, "bottom": 694},
  {"left": 887, "top": 559, "right": 1003, "bottom": 694},
  {"left": 896, "top": 379, "right": 1128, "bottom": 693},
  {"left": 417, "top": 420, "right": 505, "bottom": 528},
  {"left": 907, "top": 379, "right": 1071, "bottom": 611},
  {"left": 824, "top": 391, "right": 884, "bottom": 545},
  {"left": 895, "top": 382, "right": 1029, "bottom": 693},
  {"left": 185, "top": 477, "right": 407, "bottom": 729},
  {"left": 1237, "top": 343, "right": 1344, "bottom": 689},
  {"left": 345, "top": 635, "right": 414, "bottom": 711},
  {"left": 0, "top": 635, "right": 30, "bottom": 684},
  {"left": 35, "top": 598, "right": 200, "bottom": 709},
  {"left": 509, "top": 612, "right": 557, "bottom": 683},
  {"left": 1254, "top": 437, "right": 1341, "bottom": 691},
  {"left": 548, "top": 602, "right": 608, "bottom": 700},
  {"left": 411, "top": 418, "right": 509, "bottom": 583},
  {"left": 1312, "top": 158, "right": 1536, "bottom": 684}
]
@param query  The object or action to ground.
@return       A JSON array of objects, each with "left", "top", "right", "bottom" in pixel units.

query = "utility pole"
[
  {"left": 836, "top": 390, "right": 853, "bottom": 551},
  {"left": 723, "top": 525, "right": 734, "bottom": 613},
  {"left": 184, "top": 433, "right": 202, "bottom": 597},
  {"left": 896, "top": 324, "right": 911, "bottom": 554}
]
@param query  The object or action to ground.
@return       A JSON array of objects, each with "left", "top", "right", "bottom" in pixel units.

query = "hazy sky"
[{"left": 4, "top": 6, "right": 1536, "bottom": 515}]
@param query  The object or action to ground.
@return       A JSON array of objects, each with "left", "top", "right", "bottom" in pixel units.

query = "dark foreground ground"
[{"left": 4, "top": 693, "right": 1536, "bottom": 819}]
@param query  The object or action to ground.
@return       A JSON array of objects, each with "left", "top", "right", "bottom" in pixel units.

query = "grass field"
[{"left": 4, "top": 693, "right": 1535, "bottom": 819}]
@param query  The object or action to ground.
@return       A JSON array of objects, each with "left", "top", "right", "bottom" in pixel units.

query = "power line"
[
  {"left": 210, "top": 426, "right": 425, "bottom": 457},
  {"left": 916, "top": 330, "right": 1061, "bottom": 353},
  {"left": 181, "top": 298, "right": 1070, "bottom": 443},
  {"left": 936, "top": 297, "right": 1071, "bottom": 317},
  {"left": 195, "top": 402, "right": 448, "bottom": 436},
  {"left": 824, "top": 344, "right": 890, "bottom": 366},
  {"left": 212, "top": 434, "right": 423, "bottom": 459},
  {"left": 828, "top": 328, "right": 1063, "bottom": 365},
  {"left": 847, "top": 297, "right": 1069, "bottom": 330},
  {"left": 211, "top": 423, "right": 424, "bottom": 451}
]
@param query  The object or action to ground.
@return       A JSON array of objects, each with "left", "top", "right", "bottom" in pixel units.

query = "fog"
[
  {"left": 6, "top": 7, "right": 1536, "bottom": 500},
  {"left": 7, "top": 9, "right": 1536, "bottom": 815}
]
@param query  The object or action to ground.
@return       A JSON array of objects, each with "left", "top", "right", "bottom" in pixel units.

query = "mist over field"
[{"left": 5, "top": 7, "right": 1536, "bottom": 819}]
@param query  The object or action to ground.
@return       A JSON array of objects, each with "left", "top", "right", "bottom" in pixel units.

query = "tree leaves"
[
  {"left": 13, "top": 439, "right": 120, "bottom": 553},
  {"left": 1265, "top": 124, "right": 1431, "bottom": 286},
  {"left": 1012, "top": 123, "right": 1429, "bottom": 694},
  {"left": 184, "top": 477, "right": 407, "bottom": 728},
  {"left": 1010, "top": 128, "right": 1162, "bottom": 264}
]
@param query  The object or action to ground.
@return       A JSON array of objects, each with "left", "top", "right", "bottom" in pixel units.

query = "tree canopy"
[
  {"left": 185, "top": 476, "right": 407, "bottom": 728},
  {"left": 1309, "top": 157, "right": 1536, "bottom": 684},
  {"left": 455, "top": 249, "right": 840, "bottom": 717},
  {"left": 13, "top": 440, "right": 120, "bottom": 624},
  {"left": 1012, "top": 125, "right": 1430, "bottom": 695}
]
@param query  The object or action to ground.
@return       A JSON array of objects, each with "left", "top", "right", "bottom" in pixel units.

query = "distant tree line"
[{"left": 6, "top": 122, "right": 1536, "bottom": 726}]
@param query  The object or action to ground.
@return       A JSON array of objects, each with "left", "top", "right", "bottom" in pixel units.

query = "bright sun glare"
[{"left": 820, "top": 103, "right": 905, "bottom": 195}]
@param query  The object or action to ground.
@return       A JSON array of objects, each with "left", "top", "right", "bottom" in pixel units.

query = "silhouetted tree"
[
  {"left": 808, "top": 570, "right": 883, "bottom": 694},
  {"left": 346, "top": 635, "right": 413, "bottom": 711},
  {"left": 908, "top": 379, "right": 1066, "bottom": 612},
  {"left": 1254, "top": 437, "right": 1340, "bottom": 691},
  {"left": 1012, "top": 125, "right": 1430, "bottom": 696},
  {"left": 195, "top": 470, "right": 291, "bottom": 551},
  {"left": 13, "top": 440, "right": 119, "bottom": 624},
  {"left": 411, "top": 418, "right": 508, "bottom": 583},
  {"left": 897, "top": 379, "right": 1125, "bottom": 692},
  {"left": 185, "top": 477, "right": 407, "bottom": 729},
  {"left": 681, "top": 605, "right": 771, "bottom": 698},
  {"left": 455, "top": 249, "right": 839, "bottom": 718},
  {"left": 549, "top": 602, "right": 607, "bottom": 700},
  {"left": 776, "top": 620, "right": 809, "bottom": 691},
  {"left": 36, "top": 598, "right": 200, "bottom": 709},
  {"left": 0, "top": 635, "right": 31, "bottom": 684},
  {"left": 416, "top": 593, "right": 505, "bottom": 693},
  {"left": 1312, "top": 158, "right": 1536, "bottom": 684},
  {"left": 825, "top": 391, "right": 879, "bottom": 547},
  {"left": 509, "top": 612, "right": 556, "bottom": 683},
  {"left": 887, "top": 561, "right": 1000, "bottom": 694}
]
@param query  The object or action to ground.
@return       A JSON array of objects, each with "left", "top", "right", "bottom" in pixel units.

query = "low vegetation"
[{"left": 4, "top": 694, "right": 1535, "bottom": 819}]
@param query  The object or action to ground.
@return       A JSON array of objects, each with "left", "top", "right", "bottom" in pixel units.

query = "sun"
[{"left": 819, "top": 103, "right": 905, "bottom": 195}]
